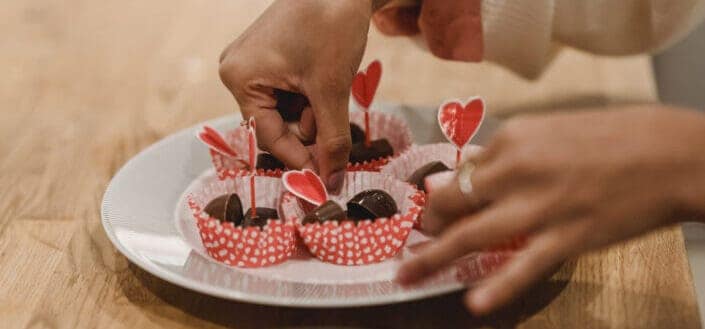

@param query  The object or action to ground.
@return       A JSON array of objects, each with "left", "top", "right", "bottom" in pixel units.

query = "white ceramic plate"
[{"left": 101, "top": 103, "right": 502, "bottom": 307}]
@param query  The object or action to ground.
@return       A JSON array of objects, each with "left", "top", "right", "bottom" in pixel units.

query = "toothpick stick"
[
  {"left": 364, "top": 111, "right": 371, "bottom": 148},
  {"left": 247, "top": 118, "right": 257, "bottom": 217}
]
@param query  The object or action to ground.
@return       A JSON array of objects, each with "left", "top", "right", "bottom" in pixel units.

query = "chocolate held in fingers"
[
  {"left": 256, "top": 153, "right": 286, "bottom": 171},
  {"left": 302, "top": 200, "right": 347, "bottom": 224},
  {"left": 275, "top": 89, "right": 309, "bottom": 122},
  {"left": 346, "top": 189, "right": 398, "bottom": 221}
]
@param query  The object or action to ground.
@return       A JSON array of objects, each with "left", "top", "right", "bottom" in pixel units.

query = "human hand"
[
  {"left": 219, "top": 0, "right": 387, "bottom": 192},
  {"left": 397, "top": 106, "right": 705, "bottom": 314},
  {"left": 372, "top": 0, "right": 483, "bottom": 62}
]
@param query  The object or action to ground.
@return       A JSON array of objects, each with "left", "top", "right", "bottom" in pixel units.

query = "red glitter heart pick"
[
  {"left": 282, "top": 169, "right": 328, "bottom": 206},
  {"left": 351, "top": 60, "right": 382, "bottom": 110},
  {"left": 197, "top": 126, "right": 238, "bottom": 158},
  {"left": 437, "top": 97, "right": 485, "bottom": 149}
]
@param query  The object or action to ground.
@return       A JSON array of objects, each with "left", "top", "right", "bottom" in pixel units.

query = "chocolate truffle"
[
  {"left": 256, "top": 153, "right": 286, "bottom": 171},
  {"left": 204, "top": 193, "right": 244, "bottom": 225},
  {"left": 406, "top": 161, "right": 451, "bottom": 192},
  {"left": 346, "top": 189, "right": 398, "bottom": 221},
  {"left": 350, "top": 123, "right": 366, "bottom": 144},
  {"left": 302, "top": 200, "right": 346, "bottom": 224},
  {"left": 243, "top": 207, "right": 279, "bottom": 228},
  {"left": 275, "top": 89, "right": 309, "bottom": 122},
  {"left": 349, "top": 139, "right": 394, "bottom": 163}
]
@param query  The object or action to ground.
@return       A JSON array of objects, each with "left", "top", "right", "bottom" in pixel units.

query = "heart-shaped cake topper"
[
  {"left": 351, "top": 60, "right": 382, "bottom": 110},
  {"left": 282, "top": 169, "right": 328, "bottom": 206},
  {"left": 438, "top": 97, "right": 485, "bottom": 149},
  {"left": 198, "top": 126, "right": 238, "bottom": 158}
]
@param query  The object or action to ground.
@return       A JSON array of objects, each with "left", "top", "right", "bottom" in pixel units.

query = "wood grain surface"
[{"left": 0, "top": 0, "right": 700, "bottom": 328}]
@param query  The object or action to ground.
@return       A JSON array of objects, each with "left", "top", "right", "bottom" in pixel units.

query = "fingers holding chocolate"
[
  {"left": 273, "top": 89, "right": 317, "bottom": 145},
  {"left": 307, "top": 92, "right": 354, "bottom": 193},
  {"left": 251, "top": 109, "right": 316, "bottom": 170}
]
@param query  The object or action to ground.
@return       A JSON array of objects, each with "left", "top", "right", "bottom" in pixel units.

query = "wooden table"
[{"left": 1, "top": 1, "right": 701, "bottom": 328}]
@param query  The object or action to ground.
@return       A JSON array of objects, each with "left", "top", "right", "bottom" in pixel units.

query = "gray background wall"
[
  {"left": 653, "top": 20, "right": 705, "bottom": 325},
  {"left": 654, "top": 22, "right": 705, "bottom": 110}
]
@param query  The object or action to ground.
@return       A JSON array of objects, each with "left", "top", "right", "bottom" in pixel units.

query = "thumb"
[
  {"left": 372, "top": 2, "right": 421, "bottom": 36},
  {"left": 309, "top": 93, "right": 352, "bottom": 194}
]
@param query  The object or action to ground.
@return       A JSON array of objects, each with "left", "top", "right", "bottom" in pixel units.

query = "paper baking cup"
[
  {"left": 380, "top": 143, "right": 482, "bottom": 229},
  {"left": 307, "top": 112, "right": 414, "bottom": 172},
  {"left": 187, "top": 175, "right": 296, "bottom": 268},
  {"left": 456, "top": 236, "right": 527, "bottom": 281},
  {"left": 209, "top": 126, "right": 284, "bottom": 180},
  {"left": 381, "top": 143, "right": 484, "bottom": 181},
  {"left": 280, "top": 172, "right": 423, "bottom": 265},
  {"left": 455, "top": 251, "right": 514, "bottom": 283},
  {"left": 348, "top": 111, "right": 413, "bottom": 171}
]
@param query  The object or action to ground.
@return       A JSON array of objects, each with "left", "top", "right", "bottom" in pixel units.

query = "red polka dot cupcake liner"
[
  {"left": 208, "top": 126, "right": 284, "bottom": 180},
  {"left": 187, "top": 174, "right": 296, "bottom": 268},
  {"left": 382, "top": 143, "right": 483, "bottom": 229},
  {"left": 454, "top": 251, "right": 515, "bottom": 283},
  {"left": 454, "top": 235, "right": 529, "bottom": 282},
  {"left": 280, "top": 172, "right": 423, "bottom": 266},
  {"left": 309, "top": 112, "right": 413, "bottom": 172}
]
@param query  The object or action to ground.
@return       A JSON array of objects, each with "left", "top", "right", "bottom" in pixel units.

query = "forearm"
[
  {"left": 373, "top": 0, "right": 705, "bottom": 78},
  {"left": 676, "top": 111, "right": 705, "bottom": 223},
  {"left": 483, "top": 0, "right": 705, "bottom": 77}
]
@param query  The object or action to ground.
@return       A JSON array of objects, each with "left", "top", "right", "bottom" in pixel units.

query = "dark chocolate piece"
[
  {"left": 350, "top": 123, "right": 366, "bottom": 144},
  {"left": 346, "top": 189, "right": 398, "bottom": 221},
  {"left": 349, "top": 139, "right": 394, "bottom": 163},
  {"left": 406, "top": 161, "right": 451, "bottom": 192},
  {"left": 275, "top": 89, "right": 309, "bottom": 122},
  {"left": 204, "top": 193, "right": 244, "bottom": 225},
  {"left": 302, "top": 200, "right": 346, "bottom": 224},
  {"left": 256, "top": 153, "right": 286, "bottom": 171},
  {"left": 243, "top": 207, "right": 279, "bottom": 228}
]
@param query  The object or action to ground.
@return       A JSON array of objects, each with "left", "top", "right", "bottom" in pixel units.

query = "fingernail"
[
  {"left": 467, "top": 288, "right": 491, "bottom": 314},
  {"left": 326, "top": 170, "right": 345, "bottom": 194}
]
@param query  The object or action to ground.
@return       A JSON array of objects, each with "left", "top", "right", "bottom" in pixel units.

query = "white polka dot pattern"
[
  {"left": 186, "top": 175, "right": 296, "bottom": 268},
  {"left": 297, "top": 209, "right": 419, "bottom": 265},
  {"left": 188, "top": 197, "right": 296, "bottom": 268},
  {"left": 280, "top": 171, "right": 425, "bottom": 266}
]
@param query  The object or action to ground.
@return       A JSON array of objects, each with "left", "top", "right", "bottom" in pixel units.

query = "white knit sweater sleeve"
[{"left": 482, "top": 0, "right": 705, "bottom": 78}]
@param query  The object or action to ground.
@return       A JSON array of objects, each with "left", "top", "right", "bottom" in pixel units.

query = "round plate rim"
[{"left": 100, "top": 113, "right": 466, "bottom": 308}]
